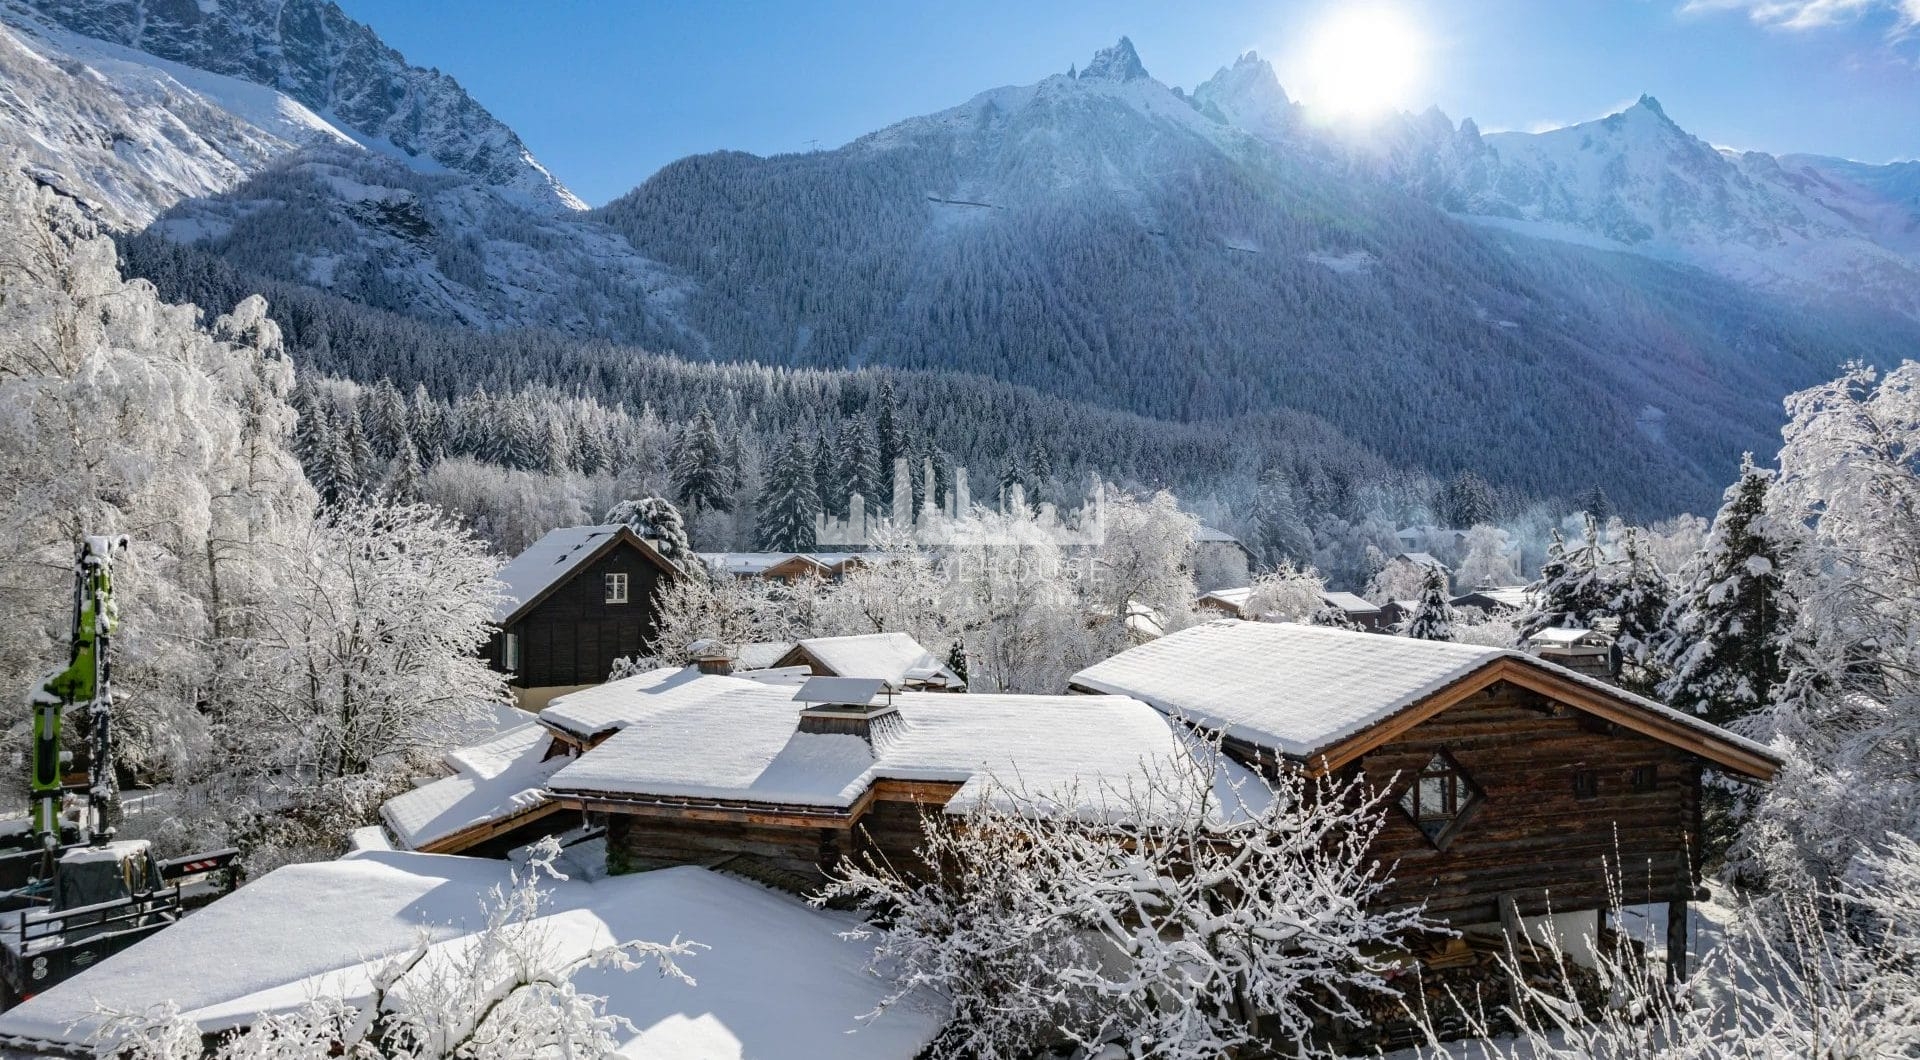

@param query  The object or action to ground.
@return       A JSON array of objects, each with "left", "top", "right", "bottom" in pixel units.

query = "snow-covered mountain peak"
[
  {"left": 1079, "top": 36, "right": 1149, "bottom": 82},
  {"left": 1191, "top": 50, "right": 1296, "bottom": 141},
  {"left": 13, "top": 0, "right": 584, "bottom": 211}
]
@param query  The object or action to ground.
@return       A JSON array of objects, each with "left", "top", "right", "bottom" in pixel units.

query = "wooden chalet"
[
  {"left": 1197, "top": 587, "right": 1388, "bottom": 631},
  {"left": 488, "top": 525, "right": 681, "bottom": 709},
  {"left": 698, "top": 552, "right": 834, "bottom": 583},
  {"left": 523, "top": 670, "right": 1240, "bottom": 892},
  {"left": 1069, "top": 620, "right": 1779, "bottom": 974}
]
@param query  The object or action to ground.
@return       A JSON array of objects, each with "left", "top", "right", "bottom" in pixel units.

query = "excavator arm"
[{"left": 27, "top": 536, "right": 127, "bottom": 853}]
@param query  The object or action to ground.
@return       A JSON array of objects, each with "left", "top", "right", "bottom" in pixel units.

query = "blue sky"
[{"left": 335, "top": 0, "right": 1920, "bottom": 206}]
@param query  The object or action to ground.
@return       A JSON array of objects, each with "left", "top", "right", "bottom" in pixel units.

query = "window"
[
  {"left": 1631, "top": 765, "right": 1658, "bottom": 793},
  {"left": 605, "top": 572, "right": 629, "bottom": 604},
  {"left": 1573, "top": 770, "right": 1598, "bottom": 799},
  {"left": 1397, "top": 750, "right": 1481, "bottom": 847},
  {"left": 502, "top": 632, "right": 520, "bottom": 674}
]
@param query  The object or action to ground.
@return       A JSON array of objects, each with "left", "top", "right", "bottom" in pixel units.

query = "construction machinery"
[{"left": 0, "top": 537, "right": 235, "bottom": 1004}]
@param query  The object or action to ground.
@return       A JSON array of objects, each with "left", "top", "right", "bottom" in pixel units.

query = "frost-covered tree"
[
  {"left": 1454, "top": 523, "right": 1519, "bottom": 590},
  {"left": 834, "top": 418, "right": 879, "bottom": 517},
  {"left": 1366, "top": 554, "right": 1442, "bottom": 606},
  {"left": 1245, "top": 561, "right": 1327, "bottom": 622},
  {"left": 0, "top": 169, "right": 314, "bottom": 787},
  {"left": 754, "top": 432, "right": 820, "bottom": 551},
  {"left": 944, "top": 506, "right": 1089, "bottom": 693},
  {"left": 102, "top": 838, "right": 698, "bottom": 1060},
  {"left": 1403, "top": 564, "right": 1457, "bottom": 641},
  {"left": 814, "top": 526, "right": 951, "bottom": 653},
  {"left": 1656, "top": 456, "right": 1798, "bottom": 726},
  {"left": 1083, "top": 491, "right": 1198, "bottom": 653},
  {"left": 821, "top": 757, "right": 1426, "bottom": 1059},
  {"left": 646, "top": 565, "right": 792, "bottom": 665},
  {"left": 1738, "top": 362, "right": 1920, "bottom": 886},
  {"left": 224, "top": 502, "right": 509, "bottom": 784},
  {"left": 605, "top": 495, "right": 691, "bottom": 568},
  {"left": 670, "top": 404, "right": 732, "bottom": 514}
]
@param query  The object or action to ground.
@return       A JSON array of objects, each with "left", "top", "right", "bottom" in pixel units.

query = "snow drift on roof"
[
  {"left": 0, "top": 852, "right": 942, "bottom": 1058},
  {"left": 794, "top": 632, "right": 961, "bottom": 689},
  {"left": 1070, "top": 620, "right": 1775, "bottom": 764},
  {"left": 381, "top": 722, "right": 564, "bottom": 850},
  {"left": 1318, "top": 591, "right": 1380, "bottom": 613},
  {"left": 492, "top": 524, "right": 627, "bottom": 622}
]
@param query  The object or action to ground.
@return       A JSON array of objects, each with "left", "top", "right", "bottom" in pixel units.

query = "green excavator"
[{"left": 0, "top": 537, "right": 235, "bottom": 1005}]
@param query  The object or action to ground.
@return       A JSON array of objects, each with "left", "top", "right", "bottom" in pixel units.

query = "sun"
[{"left": 1294, "top": 5, "right": 1426, "bottom": 124}]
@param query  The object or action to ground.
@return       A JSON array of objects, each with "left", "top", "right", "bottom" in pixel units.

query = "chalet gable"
[
  {"left": 773, "top": 632, "right": 964, "bottom": 691},
  {"left": 493, "top": 524, "right": 680, "bottom": 627},
  {"left": 1067, "top": 621, "right": 1779, "bottom": 782}
]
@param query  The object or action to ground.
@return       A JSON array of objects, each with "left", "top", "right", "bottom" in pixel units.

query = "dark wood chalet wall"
[
  {"left": 492, "top": 543, "right": 668, "bottom": 688},
  {"left": 607, "top": 813, "right": 849, "bottom": 887},
  {"left": 1352, "top": 680, "right": 1701, "bottom": 925},
  {"left": 600, "top": 783, "right": 963, "bottom": 892}
]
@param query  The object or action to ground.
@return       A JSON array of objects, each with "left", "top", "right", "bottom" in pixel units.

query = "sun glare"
[{"left": 1294, "top": 5, "right": 1426, "bottom": 124}]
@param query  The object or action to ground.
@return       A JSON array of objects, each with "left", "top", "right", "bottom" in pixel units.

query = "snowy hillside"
[
  {"left": 151, "top": 147, "right": 695, "bottom": 340},
  {"left": 16, "top": 0, "right": 582, "bottom": 211},
  {"left": 0, "top": 4, "right": 356, "bottom": 227}
]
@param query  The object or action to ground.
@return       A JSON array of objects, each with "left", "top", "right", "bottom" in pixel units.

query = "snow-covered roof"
[
  {"left": 1069, "top": 621, "right": 1778, "bottom": 770},
  {"left": 1527, "top": 627, "right": 1610, "bottom": 647},
  {"left": 492, "top": 524, "right": 667, "bottom": 623},
  {"left": 381, "top": 723, "right": 565, "bottom": 851},
  {"left": 1199, "top": 587, "right": 1253, "bottom": 612},
  {"left": 736, "top": 640, "right": 796, "bottom": 671},
  {"left": 544, "top": 669, "right": 1264, "bottom": 822},
  {"left": 0, "top": 852, "right": 943, "bottom": 1059},
  {"left": 698, "top": 552, "right": 831, "bottom": 577},
  {"left": 1456, "top": 585, "right": 1534, "bottom": 610},
  {"left": 788, "top": 632, "right": 962, "bottom": 689},
  {"left": 1395, "top": 551, "right": 1449, "bottom": 570},
  {"left": 1193, "top": 525, "right": 1242, "bottom": 544},
  {"left": 1318, "top": 591, "right": 1380, "bottom": 614}
]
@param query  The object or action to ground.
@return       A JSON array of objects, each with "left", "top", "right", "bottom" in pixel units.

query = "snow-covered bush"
[
  {"left": 100, "top": 839, "right": 700, "bottom": 1059},
  {"left": 820, "top": 754, "right": 1428, "bottom": 1058}
]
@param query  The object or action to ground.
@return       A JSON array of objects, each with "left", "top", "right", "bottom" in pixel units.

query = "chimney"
[
  {"left": 689, "top": 638, "right": 733, "bottom": 676},
  {"left": 794, "top": 676, "right": 899, "bottom": 742},
  {"left": 1524, "top": 628, "right": 1620, "bottom": 685}
]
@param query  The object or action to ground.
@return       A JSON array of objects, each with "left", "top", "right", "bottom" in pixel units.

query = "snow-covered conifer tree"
[
  {"left": 1519, "top": 516, "right": 1613, "bottom": 638},
  {"left": 606, "top": 495, "right": 691, "bottom": 567},
  {"left": 670, "top": 404, "right": 733, "bottom": 514},
  {"left": 1655, "top": 455, "right": 1797, "bottom": 725},
  {"left": 383, "top": 436, "right": 424, "bottom": 503},
  {"left": 1253, "top": 467, "right": 1312, "bottom": 565},
  {"left": 1608, "top": 526, "right": 1671, "bottom": 692},
  {"left": 1403, "top": 564, "right": 1457, "bottom": 641},
  {"left": 754, "top": 432, "right": 820, "bottom": 551}
]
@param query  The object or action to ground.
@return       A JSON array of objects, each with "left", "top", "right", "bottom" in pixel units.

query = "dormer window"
[
  {"left": 1397, "top": 750, "right": 1482, "bottom": 848},
  {"left": 605, "top": 572, "right": 629, "bottom": 604}
]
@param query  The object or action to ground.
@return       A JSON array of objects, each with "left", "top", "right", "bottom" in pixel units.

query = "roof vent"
[{"left": 795, "top": 676, "right": 899, "bottom": 739}]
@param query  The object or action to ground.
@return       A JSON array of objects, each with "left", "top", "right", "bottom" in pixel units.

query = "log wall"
[{"left": 1354, "top": 679, "right": 1700, "bottom": 925}]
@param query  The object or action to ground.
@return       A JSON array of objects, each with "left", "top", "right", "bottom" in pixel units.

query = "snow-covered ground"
[{"left": 0, "top": 851, "right": 945, "bottom": 1059}]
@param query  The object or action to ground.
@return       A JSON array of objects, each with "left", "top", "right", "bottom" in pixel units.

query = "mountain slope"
[
  {"left": 0, "top": 6, "right": 355, "bottom": 227},
  {"left": 596, "top": 39, "right": 1919, "bottom": 512},
  {"left": 12, "top": 0, "right": 580, "bottom": 211}
]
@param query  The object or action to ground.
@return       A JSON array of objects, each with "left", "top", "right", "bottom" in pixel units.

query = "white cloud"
[{"left": 1681, "top": 0, "right": 1920, "bottom": 34}]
